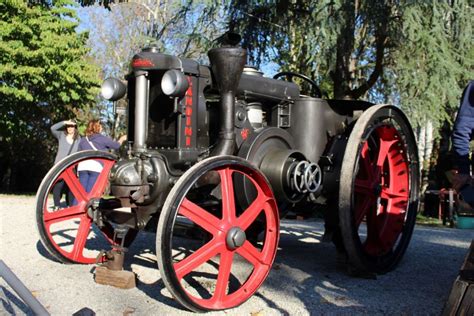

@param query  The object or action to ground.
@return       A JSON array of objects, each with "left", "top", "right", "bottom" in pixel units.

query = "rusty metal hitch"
[{"left": 94, "top": 226, "right": 136, "bottom": 289}]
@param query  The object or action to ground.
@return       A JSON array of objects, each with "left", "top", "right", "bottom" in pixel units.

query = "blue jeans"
[
  {"left": 79, "top": 170, "right": 100, "bottom": 193},
  {"left": 52, "top": 179, "right": 73, "bottom": 207}
]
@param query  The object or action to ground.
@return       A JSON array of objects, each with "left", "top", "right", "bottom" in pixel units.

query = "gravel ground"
[{"left": 0, "top": 194, "right": 472, "bottom": 315}]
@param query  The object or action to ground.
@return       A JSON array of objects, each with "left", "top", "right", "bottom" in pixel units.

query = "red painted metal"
[
  {"left": 172, "top": 166, "right": 279, "bottom": 310},
  {"left": 41, "top": 158, "right": 117, "bottom": 264},
  {"left": 354, "top": 125, "right": 409, "bottom": 256},
  {"left": 131, "top": 58, "right": 154, "bottom": 68},
  {"left": 184, "top": 76, "right": 193, "bottom": 147}
]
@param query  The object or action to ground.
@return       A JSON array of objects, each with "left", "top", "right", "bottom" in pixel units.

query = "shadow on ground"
[
  {"left": 32, "top": 219, "right": 471, "bottom": 314},
  {"left": 120, "top": 220, "right": 357, "bottom": 314}
]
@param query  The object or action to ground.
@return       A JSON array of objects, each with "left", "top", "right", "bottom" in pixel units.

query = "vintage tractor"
[{"left": 36, "top": 36, "right": 419, "bottom": 312}]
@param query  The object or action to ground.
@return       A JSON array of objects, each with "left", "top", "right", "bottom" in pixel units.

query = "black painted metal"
[
  {"left": 273, "top": 71, "right": 322, "bottom": 98},
  {"left": 208, "top": 47, "right": 247, "bottom": 156},
  {"left": 37, "top": 40, "right": 420, "bottom": 312},
  {"left": 288, "top": 98, "right": 347, "bottom": 164},
  {"left": 260, "top": 149, "right": 307, "bottom": 203},
  {"left": 236, "top": 127, "right": 295, "bottom": 209},
  {"left": 226, "top": 227, "right": 247, "bottom": 250},
  {"left": 132, "top": 49, "right": 201, "bottom": 75},
  {"left": 0, "top": 260, "right": 49, "bottom": 315},
  {"left": 237, "top": 73, "right": 300, "bottom": 101}
]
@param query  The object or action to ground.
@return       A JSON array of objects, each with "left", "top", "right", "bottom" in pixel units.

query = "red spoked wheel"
[
  {"left": 157, "top": 156, "right": 279, "bottom": 312},
  {"left": 36, "top": 150, "right": 136, "bottom": 264},
  {"left": 339, "top": 105, "right": 419, "bottom": 273}
]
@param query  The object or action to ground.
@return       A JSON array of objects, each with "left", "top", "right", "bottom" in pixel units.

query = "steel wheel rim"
[
  {"left": 37, "top": 152, "right": 118, "bottom": 264},
  {"left": 339, "top": 105, "right": 419, "bottom": 273},
  {"left": 158, "top": 157, "right": 279, "bottom": 311}
]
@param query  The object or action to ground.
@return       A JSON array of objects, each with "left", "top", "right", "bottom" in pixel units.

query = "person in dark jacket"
[
  {"left": 451, "top": 80, "right": 474, "bottom": 192},
  {"left": 51, "top": 119, "right": 80, "bottom": 208},
  {"left": 77, "top": 119, "right": 126, "bottom": 193}
]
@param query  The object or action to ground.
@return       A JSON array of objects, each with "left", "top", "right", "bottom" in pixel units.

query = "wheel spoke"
[
  {"left": 378, "top": 212, "right": 405, "bottom": 249},
  {"left": 179, "top": 198, "right": 222, "bottom": 235},
  {"left": 354, "top": 196, "right": 374, "bottom": 228},
  {"left": 237, "top": 193, "right": 268, "bottom": 231},
  {"left": 360, "top": 141, "right": 374, "bottom": 179},
  {"left": 174, "top": 239, "right": 223, "bottom": 280},
  {"left": 381, "top": 188, "right": 409, "bottom": 200},
  {"left": 374, "top": 138, "right": 397, "bottom": 177},
  {"left": 61, "top": 165, "right": 88, "bottom": 203},
  {"left": 218, "top": 168, "right": 236, "bottom": 223},
  {"left": 71, "top": 216, "right": 92, "bottom": 261},
  {"left": 354, "top": 179, "right": 373, "bottom": 196},
  {"left": 89, "top": 159, "right": 115, "bottom": 197},
  {"left": 237, "top": 240, "right": 267, "bottom": 268},
  {"left": 364, "top": 208, "right": 381, "bottom": 253},
  {"left": 212, "top": 251, "right": 234, "bottom": 301},
  {"left": 43, "top": 205, "right": 86, "bottom": 224}
]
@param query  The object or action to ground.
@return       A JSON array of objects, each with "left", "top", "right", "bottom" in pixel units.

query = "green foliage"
[
  {"left": 0, "top": 0, "right": 101, "bottom": 191},
  {"left": 416, "top": 213, "right": 442, "bottom": 227},
  {"left": 77, "top": 1, "right": 226, "bottom": 136},
  {"left": 394, "top": 0, "right": 474, "bottom": 133},
  {"left": 228, "top": 0, "right": 403, "bottom": 99},
  {"left": 80, "top": 1, "right": 226, "bottom": 79}
]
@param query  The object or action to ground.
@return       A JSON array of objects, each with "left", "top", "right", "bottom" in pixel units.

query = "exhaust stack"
[{"left": 208, "top": 46, "right": 247, "bottom": 156}]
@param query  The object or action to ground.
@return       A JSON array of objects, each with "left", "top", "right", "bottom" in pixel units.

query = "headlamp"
[
  {"left": 101, "top": 78, "right": 127, "bottom": 101},
  {"left": 161, "top": 70, "right": 189, "bottom": 97}
]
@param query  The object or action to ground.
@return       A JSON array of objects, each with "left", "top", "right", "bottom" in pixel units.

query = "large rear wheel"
[
  {"left": 339, "top": 105, "right": 419, "bottom": 273},
  {"left": 157, "top": 156, "right": 279, "bottom": 312}
]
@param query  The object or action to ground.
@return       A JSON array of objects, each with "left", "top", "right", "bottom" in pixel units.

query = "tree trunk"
[
  {"left": 418, "top": 120, "right": 434, "bottom": 193},
  {"left": 333, "top": 1, "right": 356, "bottom": 99},
  {"left": 424, "top": 120, "right": 434, "bottom": 168},
  {"left": 1, "top": 165, "right": 11, "bottom": 192},
  {"left": 417, "top": 124, "right": 426, "bottom": 171}
]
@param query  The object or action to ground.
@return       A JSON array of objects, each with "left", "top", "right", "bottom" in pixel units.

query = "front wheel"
[
  {"left": 157, "top": 156, "right": 279, "bottom": 312},
  {"left": 36, "top": 150, "right": 136, "bottom": 264},
  {"left": 339, "top": 105, "right": 419, "bottom": 273}
]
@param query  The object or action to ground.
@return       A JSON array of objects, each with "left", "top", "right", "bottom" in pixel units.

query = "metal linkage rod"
[{"left": 0, "top": 260, "right": 50, "bottom": 315}]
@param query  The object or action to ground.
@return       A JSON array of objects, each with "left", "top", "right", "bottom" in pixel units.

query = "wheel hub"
[{"left": 226, "top": 226, "right": 246, "bottom": 250}]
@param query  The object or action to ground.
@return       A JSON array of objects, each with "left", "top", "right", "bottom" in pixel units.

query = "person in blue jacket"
[
  {"left": 77, "top": 119, "right": 126, "bottom": 193},
  {"left": 451, "top": 80, "right": 473, "bottom": 193}
]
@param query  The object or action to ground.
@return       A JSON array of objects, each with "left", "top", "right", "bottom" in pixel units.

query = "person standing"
[
  {"left": 51, "top": 119, "right": 80, "bottom": 208},
  {"left": 77, "top": 119, "right": 126, "bottom": 193},
  {"left": 451, "top": 80, "right": 474, "bottom": 192}
]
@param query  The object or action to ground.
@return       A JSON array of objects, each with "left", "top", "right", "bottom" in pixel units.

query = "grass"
[{"left": 416, "top": 213, "right": 444, "bottom": 227}]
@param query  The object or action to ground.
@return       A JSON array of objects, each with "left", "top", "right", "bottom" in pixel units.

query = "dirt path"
[{"left": 1, "top": 194, "right": 472, "bottom": 315}]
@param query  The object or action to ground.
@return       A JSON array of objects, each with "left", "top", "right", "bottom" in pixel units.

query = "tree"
[
  {"left": 0, "top": 0, "right": 101, "bottom": 191},
  {"left": 228, "top": 0, "right": 403, "bottom": 100},
  {"left": 392, "top": 0, "right": 473, "bottom": 186},
  {"left": 77, "top": 0, "right": 226, "bottom": 136},
  {"left": 393, "top": 1, "right": 473, "bottom": 127},
  {"left": 80, "top": 1, "right": 226, "bottom": 77}
]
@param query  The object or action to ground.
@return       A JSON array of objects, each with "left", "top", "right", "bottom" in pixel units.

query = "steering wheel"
[{"left": 273, "top": 71, "right": 322, "bottom": 98}]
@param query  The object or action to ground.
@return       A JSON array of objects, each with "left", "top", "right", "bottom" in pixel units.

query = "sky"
[{"left": 74, "top": 5, "right": 280, "bottom": 77}]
